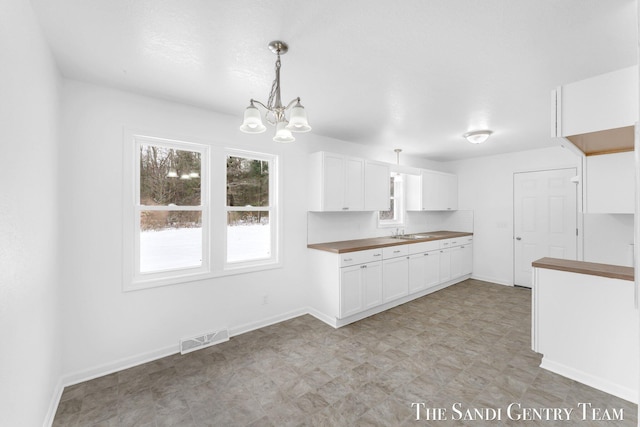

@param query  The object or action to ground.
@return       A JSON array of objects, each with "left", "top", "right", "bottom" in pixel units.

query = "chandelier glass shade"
[{"left": 240, "top": 41, "right": 311, "bottom": 142}]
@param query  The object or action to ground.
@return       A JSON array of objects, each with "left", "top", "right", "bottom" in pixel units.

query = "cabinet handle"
[
  {"left": 460, "top": 246, "right": 465, "bottom": 249},
  {"left": 393, "top": 250, "right": 401, "bottom": 253},
  {"left": 373, "top": 253, "right": 381, "bottom": 257},
  {"left": 342, "top": 207, "right": 349, "bottom": 210},
  {"left": 424, "top": 253, "right": 429, "bottom": 256},
  {"left": 361, "top": 265, "right": 367, "bottom": 269},
  {"left": 344, "top": 258, "right": 353, "bottom": 262}
]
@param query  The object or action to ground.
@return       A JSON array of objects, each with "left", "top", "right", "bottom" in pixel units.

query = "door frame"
[{"left": 512, "top": 164, "right": 583, "bottom": 286}]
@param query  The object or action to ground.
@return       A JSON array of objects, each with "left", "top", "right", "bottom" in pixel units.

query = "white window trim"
[
  {"left": 378, "top": 173, "right": 405, "bottom": 228},
  {"left": 123, "top": 130, "right": 282, "bottom": 292},
  {"left": 222, "top": 149, "right": 279, "bottom": 271}
]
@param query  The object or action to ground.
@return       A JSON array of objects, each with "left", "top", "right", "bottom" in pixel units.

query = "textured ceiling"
[{"left": 32, "top": 0, "right": 637, "bottom": 161}]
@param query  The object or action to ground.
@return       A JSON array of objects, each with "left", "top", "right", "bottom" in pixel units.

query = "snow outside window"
[{"left": 378, "top": 173, "right": 404, "bottom": 227}]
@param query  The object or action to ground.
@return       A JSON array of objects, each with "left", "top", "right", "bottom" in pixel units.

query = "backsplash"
[{"left": 307, "top": 210, "right": 474, "bottom": 244}]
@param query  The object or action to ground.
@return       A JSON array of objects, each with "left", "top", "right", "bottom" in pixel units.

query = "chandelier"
[{"left": 240, "top": 41, "right": 311, "bottom": 143}]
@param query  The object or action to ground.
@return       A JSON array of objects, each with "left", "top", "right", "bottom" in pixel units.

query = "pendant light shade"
[
  {"left": 240, "top": 104, "right": 266, "bottom": 133},
  {"left": 285, "top": 100, "right": 311, "bottom": 132},
  {"left": 273, "top": 121, "right": 295, "bottom": 143}
]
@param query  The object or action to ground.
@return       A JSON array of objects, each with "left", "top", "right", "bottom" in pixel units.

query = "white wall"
[
  {"left": 583, "top": 214, "right": 634, "bottom": 266},
  {"left": 449, "top": 146, "right": 580, "bottom": 286},
  {"left": 0, "top": 0, "right": 62, "bottom": 425},
  {"left": 59, "top": 80, "right": 308, "bottom": 380},
  {"left": 59, "top": 80, "right": 436, "bottom": 383}
]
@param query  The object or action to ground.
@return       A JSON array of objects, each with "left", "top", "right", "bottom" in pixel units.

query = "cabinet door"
[
  {"left": 339, "top": 265, "right": 363, "bottom": 318},
  {"left": 586, "top": 151, "right": 634, "bottom": 213},
  {"left": 408, "top": 253, "right": 426, "bottom": 294},
  {"left": 421, "top": 170, "right": 440, "bottom": 210},
  {"left": 383, "top": 256, "right": 409, "bottom": 303},
  {"left": 344, "top": 157, "right": 364, "bottom": 210},
  {"left": 439, "top": 248, "right": 451, "bottom": 283},
  {"left": 423, "top": 250, "right": 441, "bottom": 289},
  {"left": 362, "top": 261, "right": 383, "bottom": 309},
  {"left": 364, "top": 161, "right": 390, "bottom": 211},
  {"left": 323, "top": 153, "right": 345, "bottom": 211},
  {"left": 449, "top": 245, "right": 463, "bottom": 279},
  {"left": 460, "top": 244, "right": 473, "bottom": 276},
  {"left": 440, "top": 173, "right": 458, "bottom": 210}
]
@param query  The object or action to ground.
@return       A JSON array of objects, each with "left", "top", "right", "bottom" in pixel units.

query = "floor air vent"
[{"left": 179, "top": 328, "right": 229, "bottom": 355}]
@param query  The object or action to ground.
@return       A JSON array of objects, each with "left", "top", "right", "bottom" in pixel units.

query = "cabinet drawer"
[
  {"left": 340, "top": 248, "right": 383, "bottom": 267},
  {"left": 383, "top": 245, "right": 409, "bottom": 259},
  {"left": 439, "top": 238, "right": 455, "bottom": 248},
  {"left": 408, "top": 240, "right": 441, "bottom": 255}
]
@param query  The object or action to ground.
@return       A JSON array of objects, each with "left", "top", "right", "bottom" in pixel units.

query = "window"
[
  {"left": 123, "top": 132, "right": 279, "bottom": 290},
  {"left": 378, "top": 173, "right": 404, "bottom": 227},
  {"left": 225, "top": 151, "right": 277, "bottom": 268}
]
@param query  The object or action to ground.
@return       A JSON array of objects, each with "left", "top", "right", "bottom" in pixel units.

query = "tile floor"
[{"left": 53, "top": 279, "right": 638, "bottom": 426}]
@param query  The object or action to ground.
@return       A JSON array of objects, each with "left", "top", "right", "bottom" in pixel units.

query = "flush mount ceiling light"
[
  {"left": 240, "top": 41, "right": 311, "bottom": 143},
  {"left": 463, "top": 130, "right": 493, "bottom": 144}
]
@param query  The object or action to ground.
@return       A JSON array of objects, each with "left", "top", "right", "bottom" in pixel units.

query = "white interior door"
[{"left": 514, "top": 168, "right": 578, "bottom": 287}]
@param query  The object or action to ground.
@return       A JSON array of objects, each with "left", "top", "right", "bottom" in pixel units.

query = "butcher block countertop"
[
  {"left": 307, "top": 231, "right": 473, "bottom": 254},
  {"left": 532, "top": 257, "right": 634, "bottom": 282}
]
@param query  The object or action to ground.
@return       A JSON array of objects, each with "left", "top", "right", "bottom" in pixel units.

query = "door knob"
[{"left": 515, "top": 237, "right": 522, "bottom": 241}]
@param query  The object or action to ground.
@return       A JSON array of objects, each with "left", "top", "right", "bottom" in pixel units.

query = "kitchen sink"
[{"left": 390, "top": 234, "right": 434, "bottom": 240}]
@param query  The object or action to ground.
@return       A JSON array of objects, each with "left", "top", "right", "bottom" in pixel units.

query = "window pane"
[
  {"left": 227, "top": 211, "right": 270, "bottom": 263},
  {"left": 389, "top": 176, "right": 395, "bottom": 198},
  {"left": 140, "top": 210, "right": 202, "bottom": 273},
  {"left": 227, "top": 156, "right": 269, "bottom": 207},
  {"left": 140, "top": 144, "right": 201, "bottom": 206},
  {"left": 379, "top": 199, "right": 395, "bottom": 221}
]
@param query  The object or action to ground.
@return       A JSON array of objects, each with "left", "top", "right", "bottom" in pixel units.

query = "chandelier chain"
[{"left": 266, "top": 54, "right": 282, "bottom": 112}]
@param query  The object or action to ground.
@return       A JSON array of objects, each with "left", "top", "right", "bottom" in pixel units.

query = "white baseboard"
[
  {"left": 61, "top": 344, "right": 179, "bottom": 388},
  {"left": 43, "top": 378, "right": 64, "bottom": 427},
  {"left": 541, "top": 357, "right": 638, "bottom": 404},
  {"left": 470, "top": 274, "right": 513, "bottom": 287},
  {"left": 306, "top": 307, "right": 338, "bottom": 328},
  {"left": 61, "top": 308, "right": 308, "bottom": 389},
  {"left": 228, "top": 308, "right": 308, "bottom": 337}
]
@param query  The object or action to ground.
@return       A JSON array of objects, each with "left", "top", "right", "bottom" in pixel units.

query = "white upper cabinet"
[
  {"left": 364, "top": 160, "right": 391, "bottom": 211},
  {"left": 551, "top": 66, "right": 637, "bottom": 156},
  {"left": 586, "top": 151, "right": 635, "bottom": 214},
  {"left": 308, "top": 152, "right": 389, "bottom": 212},
  {"left": 308, "top": 152, "right": 363, "bottom": 211},
  {"left": 406, "top": 169, "right": 458, "bottom": 211},
  {"left": 555, "top": 66, "right": 638, "bottom": 138}
]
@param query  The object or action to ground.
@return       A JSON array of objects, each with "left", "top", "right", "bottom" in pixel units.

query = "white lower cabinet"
[
  {"left": 339, "top": 261, "right": 382, "bottom": 318},
  {"left": 408, "top": 250, "right": 440, "bottom": 293},
  {"left": 460, "top": 243, "right": 473, "bottom": 276},
  {"left": 383, "top": 256, "right": 409, "bottom": 302},
  {"left": 382, "top": 245, "right": 409, "bottom": 303},
  {"left": 439, "top": 248, "right": 452, "bottom": 282},
  {"left": 450, "top": 245, "right": 463, "bottom": 279},
  {"left": 362, "top": 261, "right": 383, "bottom": 309},
  {"left": 310, "top": 235, "right": 473, "bottom": 327}
]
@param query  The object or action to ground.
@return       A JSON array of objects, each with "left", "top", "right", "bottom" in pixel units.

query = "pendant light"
[{"left": 240, "top": 41, "right": 311, "bottom": 142}]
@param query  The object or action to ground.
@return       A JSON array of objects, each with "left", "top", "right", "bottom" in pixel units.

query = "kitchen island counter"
[{"left": 532, "top": 257, "right": 633, "bottom": 281}]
